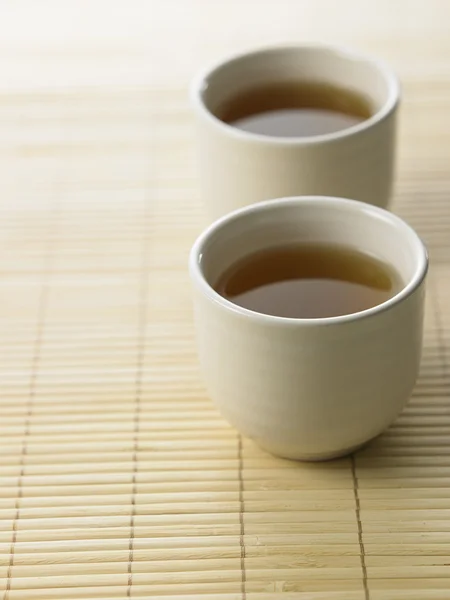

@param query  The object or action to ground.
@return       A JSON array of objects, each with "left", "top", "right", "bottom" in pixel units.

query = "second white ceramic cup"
[
  {"left": 191, "top": 45, "right": 400, "bottom": 219},
  {"left": 189, "top": 197, "right": 427, "bottom": 460}
]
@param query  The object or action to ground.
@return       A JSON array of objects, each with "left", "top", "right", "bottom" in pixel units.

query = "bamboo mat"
[{"left": 2, "top": 5, "right": 450, "bottom": 600}]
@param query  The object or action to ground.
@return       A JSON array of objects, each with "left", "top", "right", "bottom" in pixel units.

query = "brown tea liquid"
[
  {"left": 215, "top": 243, "right": 401, "bottom": 319},
  {"left": 218, "top": 81, "right": 373, "bottom": 137}
]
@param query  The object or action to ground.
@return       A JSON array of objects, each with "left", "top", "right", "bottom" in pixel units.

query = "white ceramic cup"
[
  {"left": 191, "top": 45, "right": 400, "bottom": 220},
  {"left": 189, "top": 196, "right": 428, "bottom": 460}
]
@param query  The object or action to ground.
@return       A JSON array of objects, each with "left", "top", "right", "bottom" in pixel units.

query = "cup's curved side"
[
  {"left": 194, "top": 106, "right": 397, "bottom": 219},
  {"left": 191, "top": 281, "right": 425, "bottom": 460},
  {"left": 191, "top": 43, "right": 400, "bottom": 219}
]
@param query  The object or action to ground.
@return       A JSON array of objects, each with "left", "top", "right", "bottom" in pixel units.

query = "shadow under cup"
[{"left": 190, "top": 197, "right": 428, "bottom": 460}]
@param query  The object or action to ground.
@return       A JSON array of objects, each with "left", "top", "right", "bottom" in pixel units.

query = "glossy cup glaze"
[
  {"left": 191, "top": 44, "right": 400, "bottom": 220},
  {"left": 189, "top": 196, "right": 428, "bottom": 460}
]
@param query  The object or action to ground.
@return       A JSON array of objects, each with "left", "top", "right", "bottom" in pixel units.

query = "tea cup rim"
[
  {"left": 189, "top": 196, "right": 428, "bottom": 327},
  {"left": 190, "top": 43, "right": 401, "bottom": 146}
]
